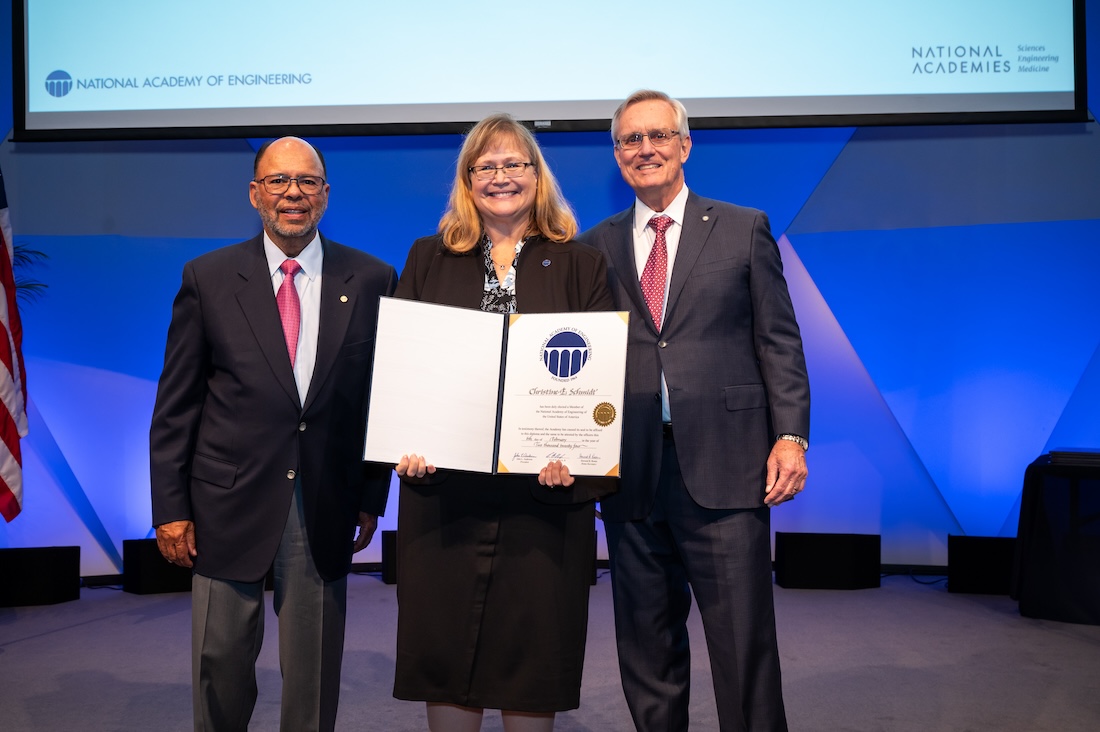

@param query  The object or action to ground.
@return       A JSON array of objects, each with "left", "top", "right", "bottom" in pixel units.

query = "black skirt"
[{"left": 393, "top": 472, "right": 596, "bottom": 712}]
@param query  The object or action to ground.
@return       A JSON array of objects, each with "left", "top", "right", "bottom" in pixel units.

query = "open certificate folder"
[{"left": 363, "top": 298, "right": 628, "bottom": 476}]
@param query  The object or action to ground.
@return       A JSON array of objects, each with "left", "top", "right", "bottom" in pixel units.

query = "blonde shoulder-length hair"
[{"left": 439, "top": 113, "right": 577, "bottom": 253}]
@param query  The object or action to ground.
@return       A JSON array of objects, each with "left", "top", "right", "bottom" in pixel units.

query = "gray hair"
[{"left": 610, "top": 90, "right": 691, "bottom": 144}]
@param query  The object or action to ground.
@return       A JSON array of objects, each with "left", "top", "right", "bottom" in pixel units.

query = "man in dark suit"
[
  {"left": 580, "top": 91, "right": 810, "bottom": 732},
  {"left": 150, "top": 137, "right": 396, "bottom": 731}
]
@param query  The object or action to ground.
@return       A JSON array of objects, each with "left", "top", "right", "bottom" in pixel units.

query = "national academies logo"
[
  {"left": 45, "top": 70, "right": 73, "bottom": 97},
  {"left": 541, "top": 329, "right": 591, "bottom": 380}
]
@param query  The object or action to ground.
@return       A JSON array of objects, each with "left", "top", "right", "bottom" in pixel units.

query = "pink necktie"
[
  {"left": 277, "top": 260, "right": 302, "bottom": 366},
  {"left": 641, "top": 215, "right": 673, "bottom": 331}
]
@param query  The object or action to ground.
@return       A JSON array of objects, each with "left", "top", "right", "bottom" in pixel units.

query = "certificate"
[
  {"left": 495, "top": 311, "right": 627, "bottom": 477},
  {"left": 363, "top": 298, "right": 627, "bottom": 476}
]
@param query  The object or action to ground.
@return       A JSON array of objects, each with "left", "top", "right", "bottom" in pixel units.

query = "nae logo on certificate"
[{"left": 363, "top": 298, "right": 628, "bottom": 477}]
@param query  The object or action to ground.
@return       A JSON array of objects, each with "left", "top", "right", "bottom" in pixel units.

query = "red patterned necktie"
[
  {"left": 640, "top": 215, "right": 673, "bottom": 331},
  {"left": 277, "top": 259, "right": 302, "bottom": 366}
]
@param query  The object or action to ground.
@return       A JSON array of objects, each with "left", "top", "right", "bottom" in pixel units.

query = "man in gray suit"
[
  {"left": 151, "top": 137, "right": 396, "bottom": 731},
  {"left": 580, "top": 90, "right": 810, "bottom": 732}
]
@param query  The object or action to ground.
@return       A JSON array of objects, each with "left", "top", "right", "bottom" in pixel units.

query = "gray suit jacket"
[{"left": 580, "top": 192, "right": 810, "bottom": 521}]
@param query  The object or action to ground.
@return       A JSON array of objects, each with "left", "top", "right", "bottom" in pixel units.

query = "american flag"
[{"left": 0, "top": 164, "right": 28, "bottom": 522}]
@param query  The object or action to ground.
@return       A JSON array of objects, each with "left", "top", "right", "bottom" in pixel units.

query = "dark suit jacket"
[
  {"left": 150, "top": 234, "right": 397, "bottom": 583},
  {"left": 580, "top": 192, "right": 810, "bottom": 521},
  {"left": 394, "top": 234, "right": 617, "bottom": 504}
]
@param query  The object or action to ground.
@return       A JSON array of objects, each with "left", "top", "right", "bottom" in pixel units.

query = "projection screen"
[{"left": 14, "top": 0, "right": 1088, "bottom": 140}]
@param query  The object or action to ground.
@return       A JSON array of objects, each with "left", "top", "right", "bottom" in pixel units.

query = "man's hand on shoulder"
[
  {"left": 764, "top": 439, "right": 808, "bottom": 507},
  {"left": 155, "top": 520, "right": 197, "bottom": 568}
]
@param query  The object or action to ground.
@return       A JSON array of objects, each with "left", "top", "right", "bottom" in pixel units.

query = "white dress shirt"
[{"left": 264, "top": 234, "right": 323, "bottom": 403}]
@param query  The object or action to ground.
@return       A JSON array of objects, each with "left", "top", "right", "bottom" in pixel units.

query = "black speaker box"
[
  {"left": 947, "top": 535, "right": 1016, "bottom": 595},
  {"left": 774, "top": 532, "right": 881, "bottom": 589},
  {"left": 123, "top": 538, "right": 192, "bottom": 594},
  {"left": 381, "top": 530, "right": 397, "bottom": 585},
  {"left": 0, "top": 546, "right": 81, "bottom": 606}
]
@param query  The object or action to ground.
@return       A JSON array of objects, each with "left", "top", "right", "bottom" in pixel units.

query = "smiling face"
[
  {"left": 249, "top": 137, "right": 329, "bottom": 257},
  {"left": 613, "top": 99, "right": 691, "bottom": 212},
  {"left": 469, "top": 134, "right": 538, "bottom": 236}
]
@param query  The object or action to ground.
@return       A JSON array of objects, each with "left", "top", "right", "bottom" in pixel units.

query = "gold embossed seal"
[{"left": 593, "top": 402, "right": 616, "bottom": 427}]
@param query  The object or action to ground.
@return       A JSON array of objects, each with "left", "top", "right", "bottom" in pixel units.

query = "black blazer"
[
  {"left": 150, "top": 234, "right": 397, "bottom": 582},
  {"left": 580, "top": 192, "right": 810, "bottom": 521},
  {"left": 394, "top": 234, "right": 618, "bottom": 504}
]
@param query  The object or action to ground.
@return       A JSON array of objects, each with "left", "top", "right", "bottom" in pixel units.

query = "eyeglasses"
[
  {"left": 254, "top": 175, "right": 326, "bottom": 195},
  {"left": 468, "top": 162, "right": 535, "bottom": 181},
  {"left": 615, "top": 129, "right": 680, "bottom": 150}
]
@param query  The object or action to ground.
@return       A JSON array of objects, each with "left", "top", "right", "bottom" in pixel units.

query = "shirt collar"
[
  {"left": 263, "top": 232, "right": 323, "bottom": 280},
  {"left": 633, "top": 184, "right": 690, "bottom": 234}
]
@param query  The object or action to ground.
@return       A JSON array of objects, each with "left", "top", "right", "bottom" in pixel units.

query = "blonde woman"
[{"left": 390, "top": 113, "right": 615, "bottom": 732}]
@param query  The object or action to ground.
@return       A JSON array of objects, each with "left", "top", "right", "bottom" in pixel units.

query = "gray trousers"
[
  {"left": 191, "top": 482, "right": 348, "bottom": 732},
  {"left": 606, "top": 433, "right": 787, "bottom": 732}
]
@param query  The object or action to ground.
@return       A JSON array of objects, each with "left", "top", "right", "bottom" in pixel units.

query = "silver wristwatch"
[{"left": 776, "top": 433, "right": 808, "bottom": 451}]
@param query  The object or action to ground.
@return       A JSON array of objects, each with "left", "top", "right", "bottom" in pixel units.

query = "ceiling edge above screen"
[{"left": 13, "top": 0, "right": 1089, "bottom": 142}]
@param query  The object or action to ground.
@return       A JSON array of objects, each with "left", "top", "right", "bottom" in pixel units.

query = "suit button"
[
  {"left": 658, "top": 340, "right": 668, "bottom": 348},
  {"left": 654, "top": 393, "right": 661, "bottom": 401},
  {"left": 298, "top": 422, "right": 307, "bottom": 432},
  {"left": 287, "top": 469, "right": 296, "bottom": 480}
]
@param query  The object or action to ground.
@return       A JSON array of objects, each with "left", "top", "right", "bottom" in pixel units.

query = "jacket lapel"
[
  {"left": 303, "top": 236, "right": 354, "bottom": 412},
  {"left": 235, "top": 236, "right": 301, "bottom": 408},
  {"left": 454, "top": 244, "right": 487, "bottom": 308},
  {"left": 604, "top": 206, "right": 652, "bottom": 331},
  {"left": 665, "top": 193, "right": 715, "bottom": 325}
]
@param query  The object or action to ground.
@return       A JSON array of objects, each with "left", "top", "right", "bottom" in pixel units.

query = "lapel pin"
[
  {"left": 702, "top": 215, "right": 710, "bottom": 221},
  {"left": 340, "top": 295, "right": 349, "bottom": 303},
  {"left": 542, "top": 259, "right": 551, "bottom": 267}
]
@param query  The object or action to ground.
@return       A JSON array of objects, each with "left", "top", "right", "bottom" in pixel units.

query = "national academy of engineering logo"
[
  {"left": 542, "top": 330, "right": 591, "bottom": 379},
  {"left": 46, "top": 70, "right": 73, "bottom": 97}
]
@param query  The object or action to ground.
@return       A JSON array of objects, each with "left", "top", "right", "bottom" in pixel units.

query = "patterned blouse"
[{"left": 480, "top": 236, "right": 527, "bottom": 313}]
